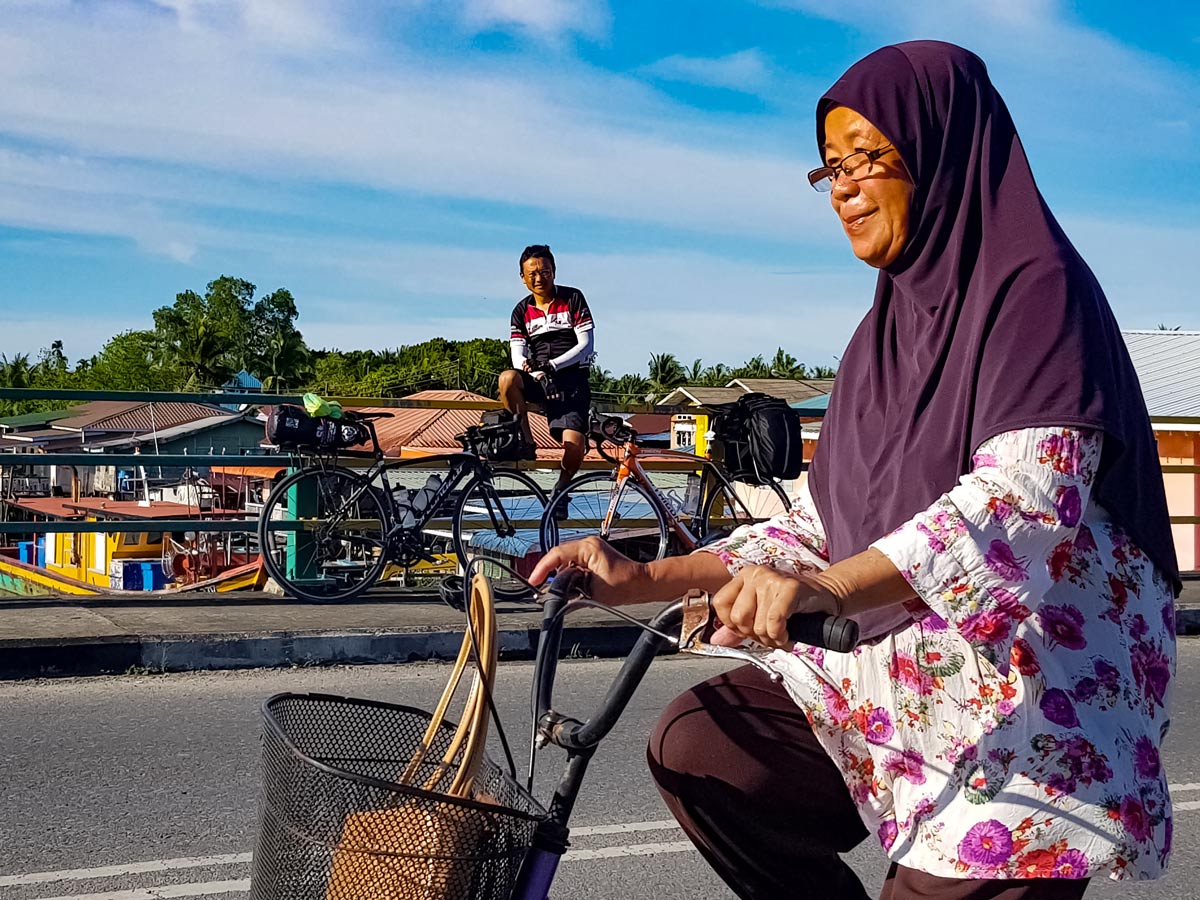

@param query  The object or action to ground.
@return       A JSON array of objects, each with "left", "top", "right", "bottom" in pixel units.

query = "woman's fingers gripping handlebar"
[
  {"left": 531, "top": 539, "right": 859, "bottom": 653},
  {"left": 710, "top": 564, "right": 859, "bottom": 653}
]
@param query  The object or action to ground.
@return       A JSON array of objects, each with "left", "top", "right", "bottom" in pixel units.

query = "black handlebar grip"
[
  {"left": 786, "top": 612, "right": 859, "bottom": 653},
  {"left": 546, "top": 566, "right": 591, "bottom": 601}
]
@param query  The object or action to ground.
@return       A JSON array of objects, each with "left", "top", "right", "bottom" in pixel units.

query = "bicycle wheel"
[
  {"left": 697, "top": 477, "right": 791, "bottom": 543},
  {"left": 452, "top": 469, "right": 547, "bottom": 598},
  {"left": 540, "top": 471, "right": 670, "bottom": 563},
  {"left": 258, "top": 466, "right": 389, "bottom": 602}
]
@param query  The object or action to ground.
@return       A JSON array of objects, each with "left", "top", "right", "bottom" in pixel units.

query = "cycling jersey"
[{"left": 509, "top": 286, "right": 594, "bottom": 370}]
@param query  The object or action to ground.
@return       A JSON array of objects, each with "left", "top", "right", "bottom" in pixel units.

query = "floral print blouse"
[{"left": 702, "top": 426, "right": 1176, "bottom": 882}]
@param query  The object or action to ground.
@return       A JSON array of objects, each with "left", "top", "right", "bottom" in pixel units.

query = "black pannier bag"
[
  {"left": 474, "top": 409, "right": 524, "bottom": 462},
  {"left": 266, "top": 405, "right": 369, "bottom": 451},
  {"left": 712, "top": 392, "right": 804, "bottom": 484}
]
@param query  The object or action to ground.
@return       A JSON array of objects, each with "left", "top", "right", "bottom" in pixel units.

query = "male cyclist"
[{"left": 499, "top": 244, "right": 594, "bottom": 500}]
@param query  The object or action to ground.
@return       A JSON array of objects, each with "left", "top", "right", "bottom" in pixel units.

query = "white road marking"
[
  {"left": 0, "top": 859, "right": 251, "bottom": 889},
  {"left": 1169, "top": 782, "right": 1200, "bottom": 792},
  {"left": 9, "top": 841, "right": 696, "bottom": 900},
  {"left": 571, "top": 820, "right": 680, "bottom": 837},
  {"left": 0, "top": 821, "right": 683, "bottom": 889},
  {"left": 564, "top": 841, "right": 695, "bottom": 861},
  {"left": 30, "top": 881, "right": 249, "bottom": 900},
  {"left": 1173, "top": 800, "right": 1200, "bottom": 811}
]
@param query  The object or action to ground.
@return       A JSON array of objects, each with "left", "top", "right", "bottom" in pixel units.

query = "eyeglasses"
[
  {"left": 523, "top": 268, "right": 554, "bottom": 280},
  {"left": 807, "top": 146, "right": 895, "bottom": 192}
]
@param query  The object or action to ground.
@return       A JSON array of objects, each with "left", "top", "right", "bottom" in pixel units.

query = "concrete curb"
[
  {"left": 0, "top": 623, "right": 650, "bottom": 679},
  {"left": 3, "top": 608, "right": 1198, "bottom": 681}
]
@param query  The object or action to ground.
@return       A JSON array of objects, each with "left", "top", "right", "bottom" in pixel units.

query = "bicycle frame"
[
  {"left": 600, "top": 439, "right": 770, "bottom": 551},
  {"left": 510, "top": 580, "right": 686, "bottom": 900}
]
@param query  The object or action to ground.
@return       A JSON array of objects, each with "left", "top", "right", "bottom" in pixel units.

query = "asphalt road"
[{"left": 2, "top": 646, "right": 1199, "bottom": 899}]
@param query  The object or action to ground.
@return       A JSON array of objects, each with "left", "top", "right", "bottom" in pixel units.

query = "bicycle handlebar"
[{"left": 533, "top": 566, "right": 859, "bottom": 753}]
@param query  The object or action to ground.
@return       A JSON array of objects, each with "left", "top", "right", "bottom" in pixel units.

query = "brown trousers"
[{"left": 646, "top": 665, "right": 1090, "bottom": 900}]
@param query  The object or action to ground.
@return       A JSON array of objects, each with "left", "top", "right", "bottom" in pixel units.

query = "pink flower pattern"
[{"left": 703, "top": 427, "right": 1174, "bottom": 882}]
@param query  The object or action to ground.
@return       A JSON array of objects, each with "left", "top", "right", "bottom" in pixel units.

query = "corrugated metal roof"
[
  {"left": 89, "top": 411, "right": 254, "bottom": 449},
  {"left": 0, "top": 409, "right": 75, "bottom": 430},
  {"left": 50, "top": 401, "right": 228, "bottom": 433},
  {"left": 1122, "top": 331, "right": 1200, "bottom": 418}
]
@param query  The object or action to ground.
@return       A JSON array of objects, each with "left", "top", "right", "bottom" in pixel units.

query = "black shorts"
[{"left": 520, "top": 367, "right": 591, "bottom": 440}]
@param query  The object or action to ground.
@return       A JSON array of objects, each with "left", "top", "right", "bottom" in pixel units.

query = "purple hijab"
[{"left": 807, "top": 41, "right": 1180, "bottom": 594}]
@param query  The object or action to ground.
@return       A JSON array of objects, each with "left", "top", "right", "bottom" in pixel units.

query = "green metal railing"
[
  {"left": 0, "top": 386, "right": 700, "bottom": 535},
  {"left": 0, "top": 387, "right": 684, "bottom": 415}
]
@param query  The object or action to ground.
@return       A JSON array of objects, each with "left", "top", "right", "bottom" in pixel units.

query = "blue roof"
[
  {"left": 225, "top": 369, "right": 263, "bottom": 391},
  {"left": 790, "top": 394, "right": 830, "bottom": 414}
]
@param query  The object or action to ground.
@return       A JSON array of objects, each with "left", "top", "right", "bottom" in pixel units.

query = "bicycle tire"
[
  {"left": 258, "top": 466, "right": 390, "bottom": 603},
  {"left": 452, "top": 468, "right": 548, "bottom": 599},
  {"left": 540, "top": 471, "right": 670, "bottom": 563},
  {"left": 697, "top": 477, "right": 790, "bottom": 543}
]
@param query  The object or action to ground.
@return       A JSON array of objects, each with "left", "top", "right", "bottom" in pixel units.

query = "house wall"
[
  {"left": 1158, "top": 430, "right": 1198, "bottom": 573},
  {"left": 46, "top": 524, "right": 163, "bottom": 586}
]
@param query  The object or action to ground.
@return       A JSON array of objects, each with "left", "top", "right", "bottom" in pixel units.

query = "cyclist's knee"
[
  {"left": 647, "top": 685, "right": 710, "bottom": 780},
  {"left": 498, "top": 369, "right": 523, "bottom": 394}
]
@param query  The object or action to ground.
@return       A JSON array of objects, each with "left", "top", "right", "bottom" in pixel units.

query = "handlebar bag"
[
  {"left": 475, "top": 410, "right": 524, "bottom": 462},
  {"left": 713, "top": 393, "right": 804, "bottom": 483},
  {"left": 266, "top": 405, "right": 368, "bottom": 450}
]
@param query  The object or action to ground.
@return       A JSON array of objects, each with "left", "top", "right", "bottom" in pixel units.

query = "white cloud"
[
  {"left": 0, "top": 5, "right": 825, "bottom": 252},
  {"left": 148, "top": 0, "right": 355, "bottom": 51},
  {"left": 460, "top": 0, "right": 609, "bottom": 42},
  {"left": 642, "top": 49, "right": 772, "bottom": 93}
]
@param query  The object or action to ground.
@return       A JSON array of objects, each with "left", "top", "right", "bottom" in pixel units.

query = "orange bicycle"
[{"left": 539, "top": 412, "right": 791, "bottom": 562}]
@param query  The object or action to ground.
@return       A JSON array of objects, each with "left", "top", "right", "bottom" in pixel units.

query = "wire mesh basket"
[{"left": 250, "top": 692, "right": 546, "bottom": 900}]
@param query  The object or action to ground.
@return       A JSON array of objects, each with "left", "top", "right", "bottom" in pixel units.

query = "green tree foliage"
[
  {"left": 87, "top": 331, "right": 161, "bottom": 392},
  {"left": 646, "top": 352, "right": 686, "bottom": 400},
  {"left": 0, "top": 275, "right": 838, "bottom": 416},
  {"left": 151, "top": 276, "right": 310, "bottom": 390}
]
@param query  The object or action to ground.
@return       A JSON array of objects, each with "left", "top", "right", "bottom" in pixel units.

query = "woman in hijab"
[{"left": 530, "top": 40, "right": 1178, "bottom": 899}]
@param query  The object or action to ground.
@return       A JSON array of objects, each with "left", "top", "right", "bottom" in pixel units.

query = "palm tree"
[
  {"left": 0, "top": 353, "right": 32, "bottom": 388},
  {"left": 173, "top": 321, "right": 235, "bottom": 390},
  {"left": 259, "top": 331, "right": 313, "bottom": 392},
  {"left": 611, "top": 373, "right": 652, "bottom": 405},
  {"left": 589, "top": 366, "right": 616, "bottom": 395},
  {"left": 734, "top": 354, "right": 771, "bottom": 379},
  {"left": 769, "top": 347, "right": 808, "bottom": 379},
  {"left": 646, "top": 352, "right": 686, "bottom": 400},
  {"left": 701, "top": 363, "right": 731, "bottom": 386}
]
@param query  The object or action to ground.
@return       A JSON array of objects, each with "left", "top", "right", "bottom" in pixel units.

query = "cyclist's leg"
[
  {"left": 498, "top": 368, "right": 542, "bottom": 445},
  {"left": 547, "top": 368, "right": 590, "bottom": 490},
  {"left": 647, "top": 664, "right": 870, "bottom": 900},
  {"left": 558, "top": 430, "right": 586, "bottom": 485},
  {"left": 879, "top": 863, "right": 1089, "bottom": 899}
]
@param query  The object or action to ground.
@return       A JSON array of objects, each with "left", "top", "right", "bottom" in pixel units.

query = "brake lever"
[{"left": 677, "top": 592, "right": 782, "bottom": 681}]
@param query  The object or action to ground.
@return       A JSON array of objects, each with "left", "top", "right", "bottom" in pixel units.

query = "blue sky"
[{"left": 0, "top": 0, "right": 1197, "bottom": 376}]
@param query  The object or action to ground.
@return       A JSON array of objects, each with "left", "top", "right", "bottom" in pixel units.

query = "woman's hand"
[
  {"left": 710, "top": 565, "right": 840, "bottom": 649},
  {"left": 529, "top": 537, "right": 651, "bottom": 606}
]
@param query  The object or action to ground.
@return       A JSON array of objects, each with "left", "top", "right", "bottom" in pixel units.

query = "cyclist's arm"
[
  {"left": 510, "top": 337, "right": 529, "bottom": 370},
  {"left": 547, "top": 325, "right": 594, "bottom": 371},
  {"left": 510, "top": 305, "right": 530, "bottom": 370},
  {"left": 699, "top": 481, "right": 827, "bottom": 574},
  {"left": 530, "top": 536, "right": 731, "bottom": 606}
]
